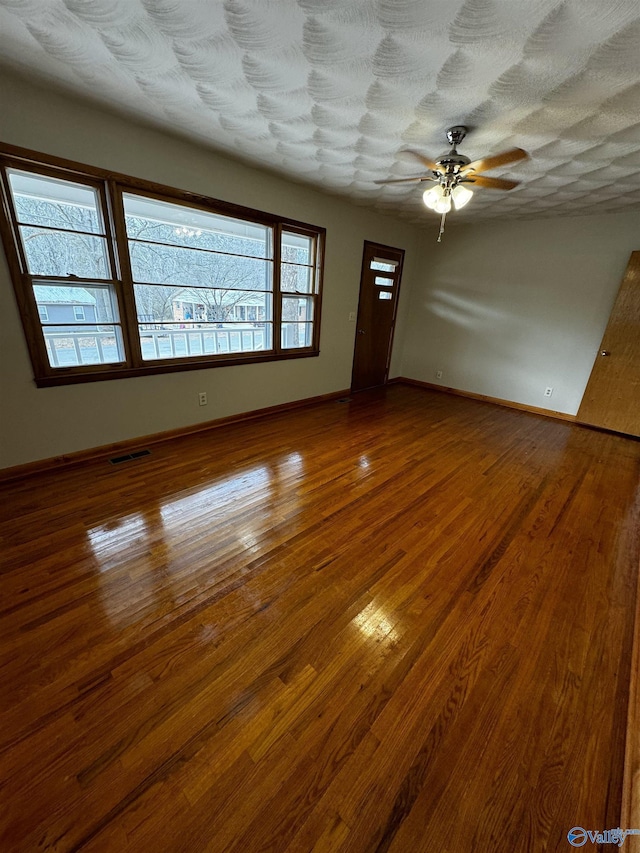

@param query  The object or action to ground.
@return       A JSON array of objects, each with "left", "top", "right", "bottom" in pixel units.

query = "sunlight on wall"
[{"left": 428, "top": 289, "right": 509, "bottom": 328}]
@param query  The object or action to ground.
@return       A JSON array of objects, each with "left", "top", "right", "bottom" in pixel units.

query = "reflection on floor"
[{"left": 1, "top": 385, "right": 638, "bottom": 852}]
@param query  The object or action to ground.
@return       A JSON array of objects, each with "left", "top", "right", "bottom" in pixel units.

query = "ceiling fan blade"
[
  {"left": 374, "top": 176, "right": 435, "bottom": 184},
  {"left": 462, "top": 175, "right": 520, "bottom": 190},
  {"left": 402, "top": 150, "right": 444, "bottom": 173},
  {"left": 461, "top": 147, "right": 528, "bottom": 175}
]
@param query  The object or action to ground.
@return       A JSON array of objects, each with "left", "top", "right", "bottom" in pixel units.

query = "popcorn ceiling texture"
[{"left": 1, "top": 0, "right": 640, "bottom": 224}]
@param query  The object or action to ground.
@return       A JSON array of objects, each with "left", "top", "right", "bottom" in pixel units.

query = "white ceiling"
[{"left": 1, "top": 0, "right": 640, "bottom": 225}]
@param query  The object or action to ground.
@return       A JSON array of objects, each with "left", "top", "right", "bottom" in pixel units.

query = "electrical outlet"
[
  {"left": 436, "top": 370, "right": 443, "bottom": 380},
  {"left": 198, "top": 392, "right": 207, "bottom": 406},
  {"left": 544, "top": 387, "right": 553, "bottom": 397}
]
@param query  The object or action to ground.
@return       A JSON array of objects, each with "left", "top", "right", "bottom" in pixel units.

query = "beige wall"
[
  {"left": 2, "top": 71, "right": 639, "bottom": 470},
  {"left": 0, "top": 70, "right": 420, "bottom": 469},
  {"left": 396, "top": 212, "right": 640, "bottom": 415}
]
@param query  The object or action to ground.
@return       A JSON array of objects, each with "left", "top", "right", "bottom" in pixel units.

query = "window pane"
[
  {"left": 374, "top": 275, "right": 393, "bottom": 286},
  {"left": 281, "top": 322, "right": 313, "bottom": 349},
  {"left": 19, "top": 226, "right": 110, "bottom": 278},
  {"left": 282, "top": 296, "right": 313, "bottom": 322},
  {"left": 379, "top": 291, "right": 393, "bottom": 300},
  {"left": 134, "top": 284, "right": 271, "bottom": 325},
  {"left": 281, "top": 263, "right": 313, "bottom": 294},
  {"left": 139, "top": 323, "right": 271, "bottom": 361},
  {"left": 8, "top": 170, "right": 105, "bottom": 234},
  {"left": 123, "top": 194, "right": 272, "bottom": 259},
  {"left": 370, "top": 259, "right": 397, "bottom": 272},
  {"left": 282, "top": 231, "right": 313, "bottom": 265},
  {"left": 33, "top": 283, "right": 117, "bottom": 323},
  {"left": 128, "top": 241, "right": 272, "bottom": 291},
  {"left": 43, "top": 325, "right": 124, "bottom": 367}
]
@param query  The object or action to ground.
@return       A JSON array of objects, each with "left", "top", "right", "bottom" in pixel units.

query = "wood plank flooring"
[{"left": 1, "top": 385, "right": 639, "bottom": 852}]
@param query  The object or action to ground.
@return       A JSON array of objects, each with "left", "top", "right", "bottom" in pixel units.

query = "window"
[
  {"left": 370, "top": 258, "right": 398, "bottom": 273},
  {"left": 123, "top": 193, "right": 275, "bottom": 362},
  {"left": 281, "top": 231, "right": 317, "bottom": 349},
  {"left": 0, "top": 145, "right": 325, "bottom": 386},
  {"left": 4, "top": 169, "right": 125, "bottom": 373}
]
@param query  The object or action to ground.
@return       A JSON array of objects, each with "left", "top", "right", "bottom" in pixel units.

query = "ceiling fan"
[{"left": 376, "top": 126, "right": 528, "bottom": 241}]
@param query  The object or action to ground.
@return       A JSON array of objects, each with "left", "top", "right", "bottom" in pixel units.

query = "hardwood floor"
[{"left": 1, "top": 385, "right": 639, "bottom": 852}]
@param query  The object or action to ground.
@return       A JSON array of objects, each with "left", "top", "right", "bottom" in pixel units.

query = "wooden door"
[
  {"left": 577, "top": 251, "right": 640, "bottom": 436},
  {"left": 351, "top": 241, "right": 404, "bottom": 392}
]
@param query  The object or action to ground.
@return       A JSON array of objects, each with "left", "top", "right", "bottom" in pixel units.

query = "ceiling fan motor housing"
[
  {"left": 437, "top": 126, "right": 471, "bottom": 173},
  {"left": 436, "top": 152, "right": 471, "bottom": 170}
]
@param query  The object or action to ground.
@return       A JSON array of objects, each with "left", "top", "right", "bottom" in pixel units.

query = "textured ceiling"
[{"left": 1, "top": 0, "right": 640, "bottom": 225}]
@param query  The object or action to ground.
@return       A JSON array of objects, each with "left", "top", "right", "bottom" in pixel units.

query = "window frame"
[{"left": 0, "top": 143, "right": 325, "bottom": 387}]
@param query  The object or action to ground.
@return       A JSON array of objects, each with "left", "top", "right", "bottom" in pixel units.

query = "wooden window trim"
[
  {"left": 279, "top": 223, "right": 324, "bottom": 354},
  {"left": 0, "top": 142, "right": 325, "bottom": 386}
]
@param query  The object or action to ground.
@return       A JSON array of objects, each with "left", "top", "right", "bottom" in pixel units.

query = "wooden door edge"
[
  {"left": 621, "top": 549, "right": 640, "bottom": 851},
  {"left": 577, "top": 251, "right": 640, "bottom": 433}
]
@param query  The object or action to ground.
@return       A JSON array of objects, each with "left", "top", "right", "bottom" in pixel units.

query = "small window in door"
[
  {"left": 379, "top": 291, "right": 393, "bottom": 300},
  {"left": 374, "top": 275, "right": 393, "bottom": 286},
  {"left": 371, "top": 259, "right": 397, "bottom": 273}
]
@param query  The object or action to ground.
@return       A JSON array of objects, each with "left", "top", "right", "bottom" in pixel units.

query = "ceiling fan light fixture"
[
  {"left": 381, "top": 130, "right": 528, "bottom": 241},
  {"left": 451, "top": 184, "right": 473, "bottom": 209}
]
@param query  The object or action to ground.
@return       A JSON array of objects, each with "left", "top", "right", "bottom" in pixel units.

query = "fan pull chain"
[{"left": 437, "top": 210, "right": 447, "bottom": 242}]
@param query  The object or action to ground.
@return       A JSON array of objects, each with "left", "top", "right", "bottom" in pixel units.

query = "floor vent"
[{"left": 109, "top": 449, "right": 151, "bottom": 465}]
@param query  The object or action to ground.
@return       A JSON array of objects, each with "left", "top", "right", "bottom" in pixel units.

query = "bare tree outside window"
[
  {"left": 126, "top": 215, "right": 269, "bottom": 324},
  {"left": 122, "top": 194, "right": 275, "bottom": 359},
  {"left": 15, "top": 194, "right": 114, "bottom": 322}
]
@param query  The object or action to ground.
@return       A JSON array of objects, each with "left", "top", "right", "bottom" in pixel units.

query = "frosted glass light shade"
[
  {"left": 422, "top": 186, "right": 441, "bottom": 209},
  {"left": 451, "top": 184, "right": 473, "bottom": 209},
  {"left": 434, "top": 194, "right": 452, "bottom": 214}
]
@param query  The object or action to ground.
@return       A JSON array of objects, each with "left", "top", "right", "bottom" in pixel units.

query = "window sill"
[{"left": 34, "top": 349, "right": 320, "bottom": 387}]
